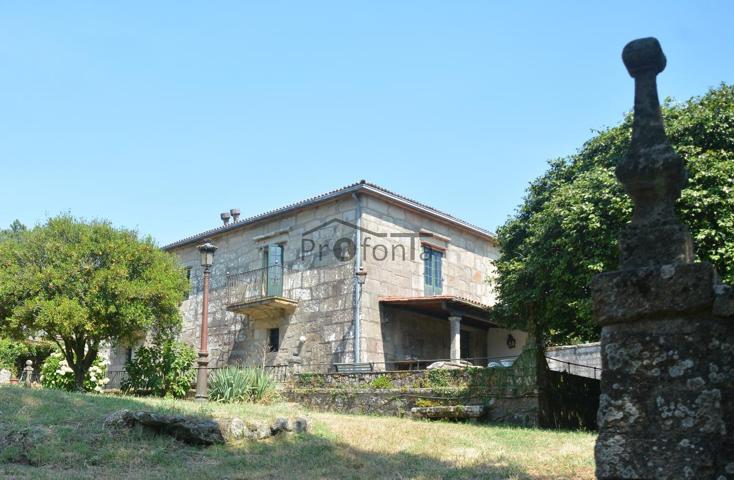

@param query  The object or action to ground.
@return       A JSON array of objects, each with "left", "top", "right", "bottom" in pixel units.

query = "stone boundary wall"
[
  {"left": 282, "top": 388, "right": 538, "bottom": 427},
  {"left": 291, "top": 348, "right": 538, "bottom": 394},
  {"left": 292, "top": 367, "right": 537, "bottom": 397}
]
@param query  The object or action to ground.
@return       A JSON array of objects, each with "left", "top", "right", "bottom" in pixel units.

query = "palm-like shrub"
[{"left": 208, "top": 367, "right": 278, "bottom": 403}]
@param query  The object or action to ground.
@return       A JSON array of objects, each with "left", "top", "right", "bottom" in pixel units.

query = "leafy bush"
[
  {"left": 414, "top": 398, "right": 440, "bottom": 408},
  {"left": 369, "top": 375, "right": 393, "bottom": 389},
  {"left": 40, "top": 351, "right": 109, "bottom": 392},
  {"left": 0, "top": 339, "right": 30, "bottom": 375},
  {"left": 208, "top": 367, "right": 277, "bottom": 403},
  {"left": 0, "top": 338, "right": 54, "bottom": 377},
  {"left": 296, "top": 372, "right": 326, "bottom": 388},
  {"left": 426, "top": 369, "right": 451, "bottom": 388},
  {"left": 122, "top": 339, "right": 196, "bottom": 398}
]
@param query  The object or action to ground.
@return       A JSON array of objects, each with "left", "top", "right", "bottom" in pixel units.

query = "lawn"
[{"left": 0, "top": 386, "right": 595, "bottom": 479}]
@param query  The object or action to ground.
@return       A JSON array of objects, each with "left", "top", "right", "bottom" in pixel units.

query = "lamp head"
[
  {"left": 355, "top": 266, "right": 367, "bottom": 286},
  {"left": 198, "top": 239, "right": 218, "bottom": 268}
]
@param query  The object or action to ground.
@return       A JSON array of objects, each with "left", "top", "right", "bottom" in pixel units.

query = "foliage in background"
[
  {"left": 0, "top": 215, "right": 189, "bottom": 390},
  {"left": 208, "top": 367, "right": 278, "bottom": 403},
  {"left": 0, "top": 338, "right": 54, "bottom": 377},
  {"left": 0, "top": 220, "right": 27, "bottom": 242},
  {"left": 122, "top": 339, "right": 196, "bottom": 398},
  {"left": 492, "top": 84, "right": 734, "bottom": 345},
  {"left": 41, "top": 351, "right": 109, "bottom": 392}
]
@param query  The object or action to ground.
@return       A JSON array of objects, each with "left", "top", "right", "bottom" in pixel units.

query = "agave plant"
[{"left": 208, "top": 367, "right": 278, "bottom": 403}]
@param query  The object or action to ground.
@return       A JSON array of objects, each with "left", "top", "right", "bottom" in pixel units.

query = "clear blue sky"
[{"left": 1, "top": 2, "right": 732, "bottom": 245}]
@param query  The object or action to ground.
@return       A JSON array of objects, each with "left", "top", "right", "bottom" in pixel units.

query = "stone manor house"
[{"left": 111, "top": 181, "right": 527, "bottom": 372}]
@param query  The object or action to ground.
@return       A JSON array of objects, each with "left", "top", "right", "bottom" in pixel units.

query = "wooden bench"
[{"left": 333, "top": 362, "right": 374, "bottom": 374}]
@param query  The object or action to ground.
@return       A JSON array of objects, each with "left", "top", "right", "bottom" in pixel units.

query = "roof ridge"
[{"left": 162, "top": 180, "right": 495, "bottom": 250}]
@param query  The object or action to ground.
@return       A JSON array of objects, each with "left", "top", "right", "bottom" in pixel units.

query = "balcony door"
[
  {"left": 423, "top": 246, "right": 443, "bottom": 296},
  {"left": 264, "top": 243, "right": 283, "bottom": 297}
]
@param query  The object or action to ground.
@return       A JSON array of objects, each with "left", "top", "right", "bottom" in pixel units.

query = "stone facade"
[
  {"left": 174, "top": 195, "right": 359, "bottom": 369},
  {"left": 358, "top": 194, "right": 527, "bottom": 364},
  {"left": 111, "top": 182, "right": 527, "bottom": 373}
]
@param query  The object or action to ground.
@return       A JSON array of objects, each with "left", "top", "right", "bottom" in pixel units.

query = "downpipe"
[{"left": 352, "top": 192, "right": 362, "bottom": 364}]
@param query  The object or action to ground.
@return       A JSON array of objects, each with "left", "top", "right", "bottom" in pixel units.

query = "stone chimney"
[
  {"left": 230, "top": 208, "right": 240, "bottom": 222},
  {"left": 220, "top": 212, "right": 231, "bottom": 226},
  {"left": 592, "top": 37, "right": 733, "bottom": 479}
]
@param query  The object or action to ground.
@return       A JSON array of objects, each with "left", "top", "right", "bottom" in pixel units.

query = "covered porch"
[{"left": 378, "top": 296, "right": 527, "bottom": 369}]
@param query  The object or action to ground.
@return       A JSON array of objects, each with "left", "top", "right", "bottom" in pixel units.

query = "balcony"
[{"left": 225, "top": 265, "right": 298, "bottom": 319}]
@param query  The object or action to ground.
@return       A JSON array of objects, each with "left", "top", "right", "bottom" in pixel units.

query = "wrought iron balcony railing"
[{"left": 226, "top": 265, "right": 286, "bottom": 305}]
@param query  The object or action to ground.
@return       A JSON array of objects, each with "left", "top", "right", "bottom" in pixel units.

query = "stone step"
[{"left": 410, "top": 405, "right": 484, "bottom": 420}]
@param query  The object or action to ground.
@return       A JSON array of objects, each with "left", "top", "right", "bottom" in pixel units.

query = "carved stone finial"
[
  {"left": 622, "top": 37, "right": 666, "bottom": 76},
  {"left": 617, "top": 37, "right": 685, "bottom": 226},
  {"left": 616, "top": 37, "right": 693, "bottom": 268}
]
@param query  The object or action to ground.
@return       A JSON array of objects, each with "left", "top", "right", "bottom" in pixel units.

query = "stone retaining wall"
[
  {"left": 292, "top": 348, "right": 538, "bottom": 396},
  {"left": 293, "top": 368, "right": 537, "bottom": 397},
  {"left": 283, "top": 388, "right": 538, "bottom": 427}
]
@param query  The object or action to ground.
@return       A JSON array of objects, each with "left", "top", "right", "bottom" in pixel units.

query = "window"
[
  {"left": 423, "top": 246, "right": 443, "bottom": 295},
  {"left": 268, "top": 328, "right": 280, "bottom": 352},
  {"left": 184, "top": 267, "right": 192, "bottom": 300}
]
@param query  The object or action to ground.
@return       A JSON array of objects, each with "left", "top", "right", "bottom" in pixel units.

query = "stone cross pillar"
[
  {"left": 592, "top": 37, "right": 733, "bottom": 479},
  {"left": 449, "top": 316, "right": 461, "bottom": 360},
  {"left": 22, "top": 360, "right": 33, "bottom": 388}
]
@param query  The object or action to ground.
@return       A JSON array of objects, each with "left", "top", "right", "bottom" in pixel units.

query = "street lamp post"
[
  {"left": 354, "top": 267, "right": 367, "bottom": 364},
  {"left": 195, "top": 239, "right": 217, "bottom": 402}
]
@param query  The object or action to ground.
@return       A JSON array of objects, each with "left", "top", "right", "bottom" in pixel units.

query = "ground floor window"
[{"left": 268, "top": 328, "right": 280, "bottom": 352}]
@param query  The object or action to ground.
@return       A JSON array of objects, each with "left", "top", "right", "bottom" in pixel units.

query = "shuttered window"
[{"left": 423, "top": 246, "right": 443, "bottom": 296}]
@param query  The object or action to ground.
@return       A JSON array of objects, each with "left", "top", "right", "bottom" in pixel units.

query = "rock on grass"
[{"left": 103, "top": 409, "right": 308, "bottom": 445}]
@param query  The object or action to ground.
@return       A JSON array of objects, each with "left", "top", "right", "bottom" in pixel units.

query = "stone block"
[
  {"left": 410, "top": 405, "right": 484, "bottom": 419},
  {"left": 619, "top": 222, "right": 694, "bottom": 269},
  {"left": 595, "top": 432, "right": 718, "bottom": 479},
  {"left": 592, "top": 262, "right": 716, "bottom": 325},
  {"left": 103, "top": 410, "right": 225, "bottom": 445}
]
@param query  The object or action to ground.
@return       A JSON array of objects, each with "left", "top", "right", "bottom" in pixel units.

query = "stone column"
[
  {"left": 592, "top": 37, "right": 733, "bottom": 479},
  {"left": 449, "top": 316, "right": 461, "bottom": 360},
  {"left": 22, "top": 360, "right": 33, "bottom": 388}
]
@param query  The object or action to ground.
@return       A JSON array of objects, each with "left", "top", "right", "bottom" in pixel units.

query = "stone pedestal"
[
  {"left": 593, "top": 37, "right": 733, "bottom": 479},
  {"left": 592, "top": 263, "right": 734, "bottom": 478}
]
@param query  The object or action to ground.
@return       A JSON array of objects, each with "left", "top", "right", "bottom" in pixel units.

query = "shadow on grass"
[{"left": 1, "top": 386, "right": 552, "bottom": 480}]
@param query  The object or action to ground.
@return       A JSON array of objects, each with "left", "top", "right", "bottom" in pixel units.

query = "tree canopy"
[
  {"left": 0, "top": 215, "right": 189, "bottom": 389},
  {"left": 0, "top": 219, "right": 27, "bottom": 241},
  {"left": 492, "top": 84, "right": 734, "bottom": 345}
]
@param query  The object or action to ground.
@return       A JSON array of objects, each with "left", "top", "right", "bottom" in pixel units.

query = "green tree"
[
  {"left": 0, "top": 219, "right": 27, "bottom": 241},
  {"left": 0, "top": 215, "right": 189, "bottom": 390},
  {"left": 493, "top": 84, "right": 734, "bottom": 346}
]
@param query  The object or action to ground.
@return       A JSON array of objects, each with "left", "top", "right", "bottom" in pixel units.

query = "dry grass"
[{"left": 0, "top": 386, "right": 595, "bottom": 479}]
